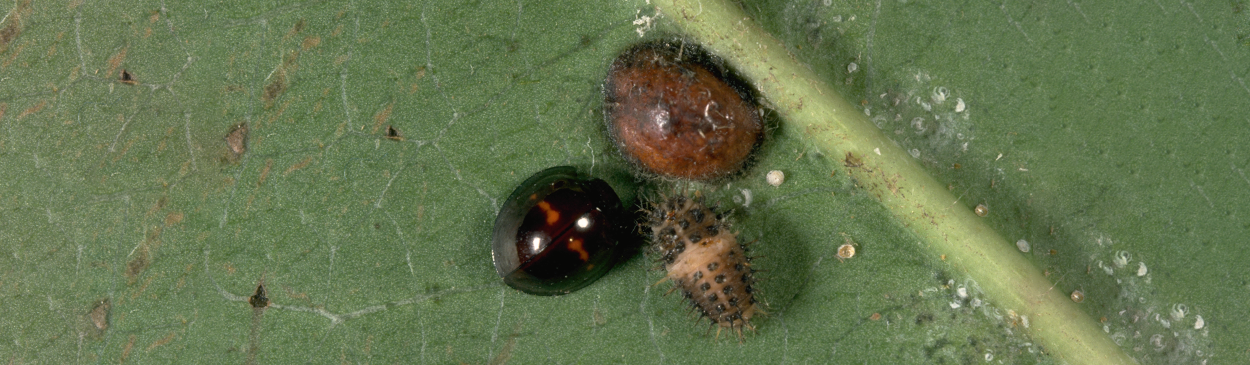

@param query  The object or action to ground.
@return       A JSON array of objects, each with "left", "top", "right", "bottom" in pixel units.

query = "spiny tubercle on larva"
[{"left": 645, "top": 194, "right": 759, "bottom": 337}]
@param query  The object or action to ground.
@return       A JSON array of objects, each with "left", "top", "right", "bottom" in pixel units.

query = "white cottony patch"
[
  {"left": 950, "top": 301, "right": 962, "bottom": 309},
  {"left": 740, "top": 188, "right": 752, "bottom": 208},
  {"left": 955, "top": 98, "right": 966, "bottom": 113},
  {"left": 1136, "top": 262, "right": 1148, "bottom": 277},
  {"left": 1194, "top": 315, "right": 1205, "bottom": 330},
  {"left": 874, "top": 147, "right": 881, "bottom": 155},
  {"left": 909, "top": 149, "right": 921, "bottom": 159},
  {"left": 956, "top": 287, "right": 968, "bottom": 299},
  {"left": 632, "top": 9, "right": 657, "bottom": 37},
  {"left": 847, "top": 62, "right": 858, "bottom": 73}
]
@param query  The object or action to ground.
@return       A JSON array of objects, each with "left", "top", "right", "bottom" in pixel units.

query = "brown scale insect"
[{"left": 644, "top": 193, "right": 760, "bottom": 339}]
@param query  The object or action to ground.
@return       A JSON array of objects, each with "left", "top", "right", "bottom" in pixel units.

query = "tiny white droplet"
[
  {"left": 847, "top": 62, "right": 858, "bottom": 73},
  {"left": 1016, "top": 239, "right": 1030, "bottom": 253},
  {"left": 766, "top": 170, "right": 785, "bottom": 187}
]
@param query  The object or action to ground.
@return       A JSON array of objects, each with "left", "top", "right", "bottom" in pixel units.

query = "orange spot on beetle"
[
  {"left": 536, "top": 201, "right": 560, "bottom": 225},
  {"left": 568, "top": 238, "right": 589, "bottom": 261}
]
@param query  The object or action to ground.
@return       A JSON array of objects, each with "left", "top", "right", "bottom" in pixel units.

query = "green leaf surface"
[{"left": 1, "top": 0, "right": 1246, "bottom": 364}]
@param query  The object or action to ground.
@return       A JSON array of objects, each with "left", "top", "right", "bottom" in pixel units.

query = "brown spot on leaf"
[
  {"left": 0, "top": 0, "right": 30, "bottom": 51},
  {"left": 301, "top": 36, "right": 320, "bottom": 50},
  {"left": 146, "top": 331, "right": 177, "bottom": 352},
  {"left": 283, "top": 156, "right": 312, "bottom": 175},
  {"left": 844, "top": 151, "right": 863, "bottom": 168},
  {"left": 126, "top": 246, "right": 150, "bottom": 283},
  {"left": 120, "top": 334, "right": 136, "bottom": 362},
  {"left": 371, "top": 102, "right": 394, "bottom": 133},
  {"left": 89, "top": 298, "right": 111, "bottom": 332},
  {"left": 0, "top": 21, "right": 18, "bottom": 49},
  {"left": 262, "top": 69, "right": 287, "bottom": 103},
  {"left": 249, "top": 283, "right": 269, "bottom": 308},
  {"left": 18, "top": 99, "right": 47, "bottom": 120},
  {"left": 164, "top": 212, "right": 183, "bottom": 226},
  {"left": 286, "top": 19, "right": 305, "bottom": 40},
  {"left": 385, "top": 125, "right": 402, "bottom": 141},
  {"left": 257, "top": 159, "right": 272, "bottom": 186},
  {"left": 225, "top": 123, "right": 248, "bottom": 161},
  {"left": 106, "top": 46, "right": 128, "bottom": 81},
  {"left": 119, "top": 69, "right": 137, "bottom": 85}
]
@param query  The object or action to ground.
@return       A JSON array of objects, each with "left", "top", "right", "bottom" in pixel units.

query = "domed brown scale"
[
  {"left": 491, "top": 166, "right": 627, "bottom": 296},
  {"left": 604, "top": 40, "right": 763, "bottom": 181}
]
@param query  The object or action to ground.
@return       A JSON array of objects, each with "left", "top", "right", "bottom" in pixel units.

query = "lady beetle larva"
[
  {"left": 490, "top": 166, "right": 628, "bottom": 296},
  {"left": 644, "top": 193, "right": 759, "bottom": 338}
]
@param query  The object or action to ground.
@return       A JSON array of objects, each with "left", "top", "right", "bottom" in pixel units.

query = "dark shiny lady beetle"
[{"left": 491, "top": 166, "right": 627, "bottom": 295}]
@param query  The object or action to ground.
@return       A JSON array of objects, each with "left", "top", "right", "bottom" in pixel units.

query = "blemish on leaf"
[
  {"left": 164, "top": 211, "right": 183, "bottom": 226},
  {"left": 17, "top": 99, "right": 46, "bottom": 120},
  {"left": 844, "top": 151, "right": 863, "bottom": 168},
  {"left": 286, "top": 19, "right": 306, "bottom": 40},
  {"left": 262, "top": 68, "right": 287, "bottom": 103},
  {"left": 249, "top": 283, "right": 269, "bottom": 308},
  {"left": 0, "top": 0, "right": 30, "bottom": 51},
  {"left": 301, "top": 36, "right": 320, "bottom": 50},
  {"left": 225, "top": 123, "right": 248, "bottom": 161},
  {"left": 106, "top": 46, "right": 128, "bottom": 79},
  {"left": 372, "top": 102, "right": 394, "bottom": 133},
  {"left": 385, "top": 125, "right": 402, "bottom": 141},
  {"left": 146, "top": 331, "right": 177, "bottom": 352},
  {"left": 120, "top": 334, "right": 136, "bottom": 363},
  {"left": 283, "top": 156, "right": 313, "bottom": 175},
  {"left": 126, "top": 246, "right": 150, "bottom": 283},
  {"left": 87, "top": 298, "right": 111, "bottom": 334},
  {"left": 257, "top": 159, "right": 272, "bottom": 186},
  {"left": 119, "top": 69, "right": 137, "bottom": 85}
]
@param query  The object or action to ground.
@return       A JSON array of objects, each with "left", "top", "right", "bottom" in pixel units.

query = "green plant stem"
[{"left": 646, "top": 0, "right": 1137, "bottom": 363}]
